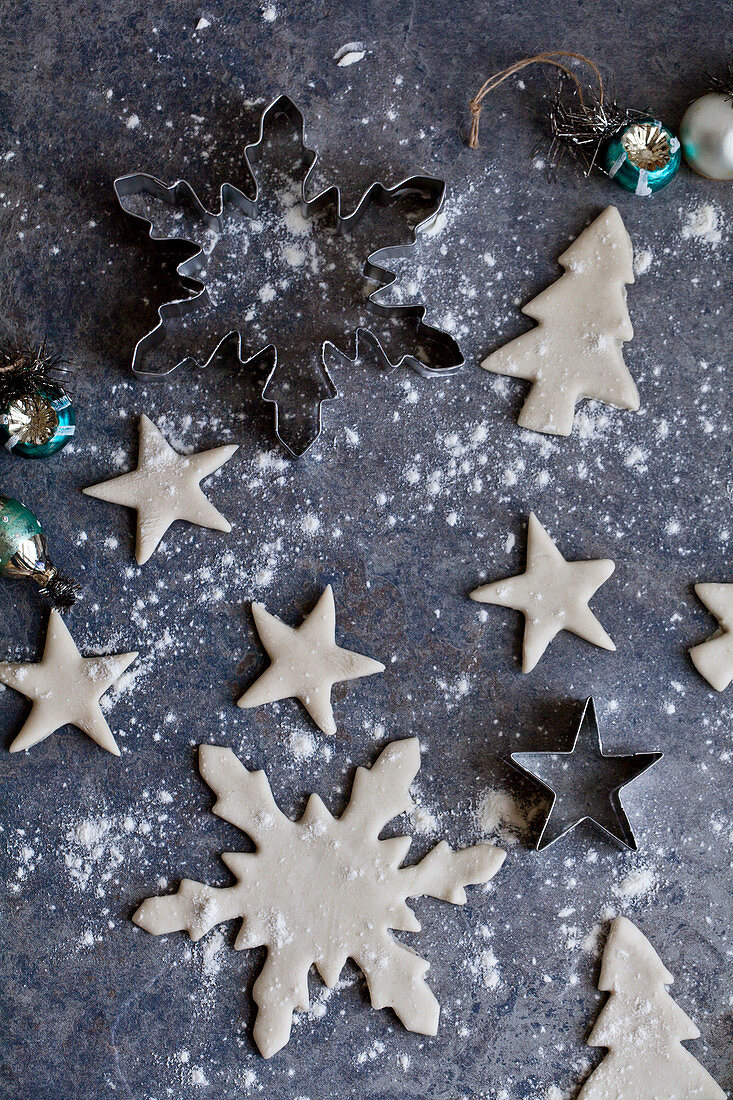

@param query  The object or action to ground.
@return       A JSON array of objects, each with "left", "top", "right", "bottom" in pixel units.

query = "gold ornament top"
[
  {"left": 621, "top": 121, "right": 672, "bottom": 170},
  {"left": 5, "top": 392, "right": 59, "bottom": 445}
]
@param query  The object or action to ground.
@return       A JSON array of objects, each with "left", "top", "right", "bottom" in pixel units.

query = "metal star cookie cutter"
[
  {"left": 510, "top": 697, "right": 663, "bottom": 851},
  {"left": 114, "top": 94, "right": 464, "bottom": 457}
]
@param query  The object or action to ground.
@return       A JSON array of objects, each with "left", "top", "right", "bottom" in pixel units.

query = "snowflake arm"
[
  {"left": 133, "top": 873, "right": 252, "bottom": 942},
  {"left": 354, "top": 929, "right": 439, "bottom": 1036},
  {"left": 199, "top": 744, "right": 288, "bottom": 841},
  {"left": 252, "top": 943, "right": 313, "bottom": 1058},
  {"left": 341, "top": 736, "right": 420, "bottom": 836},
  {"left": 133, "top": 746, "right": 288, "bottom": 942},
  {"left": 116, "top": 175, "right": 234, "bottom": 256},
  {"left": 401, "top": 840, "right": 506, "bottom": 905}
]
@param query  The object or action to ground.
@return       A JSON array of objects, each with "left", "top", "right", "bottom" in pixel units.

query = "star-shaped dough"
[
  {"left": 237, "top": 585, "right": 385, "bottom": 734},
  {"left": 0, "top": 609, "right": 138, "bottom": 755},
  {"left": 510, "top": 698, "right": 662, "bottom": 850},
  {"left": 83, "top": 413, "right": 238, "bottom": 564},
  {"left": 690, "top": 582, "right": 733, "bottom": 691},
  {"left": 470, "top": 512, "right": 616, "bottom": 673}
]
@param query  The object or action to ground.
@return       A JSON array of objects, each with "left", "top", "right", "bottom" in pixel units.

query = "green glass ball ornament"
[
  {"left": 680, "top": 93, "right": 733, "bottom": 181},
  {"left": 0, "top": 381, "right": 76, "bottom": 458},
  {"left": 0, "top": 494, "right": 79, "bottom": 607},
  {"left": 601, "top": 117, "right": 681, "bottom": 195}
]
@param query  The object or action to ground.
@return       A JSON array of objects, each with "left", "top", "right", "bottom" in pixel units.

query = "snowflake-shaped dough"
[{"left": 134, "top": 738, "right": 505, "bottom": 1057}]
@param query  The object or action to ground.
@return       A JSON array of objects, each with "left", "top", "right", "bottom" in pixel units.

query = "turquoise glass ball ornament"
[
  {"left": 601, "top": 117, "right": 681, "bottom": 195},
  {"left": 0, "top": 493, "right": 79, "bottom": 606},
  {"left": 0, "top": 381, "right": 76, "bottom": 457}
]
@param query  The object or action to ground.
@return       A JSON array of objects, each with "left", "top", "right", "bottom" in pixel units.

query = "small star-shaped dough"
[
  {"left": 690, "top": 582, "right": 733, "bottom": 691},
  {"left": 83, "top": 413, "right": 238, "bottom": 564},
  {"left": 0, "top": 609, "right": 138, "bottom": 755},
  {"left": 470, "top": 512, "right": 616, "bottom": 672},
  {"left": 511, "top": 697, "right": 662, "bottom": 850},
  {"left": 238, "top": 585, "right": 385, "bottom": 734}
]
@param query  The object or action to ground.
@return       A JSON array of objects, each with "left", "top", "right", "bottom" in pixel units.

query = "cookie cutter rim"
[
  {"left": 509, "top": 696, "right": 663, "bottom": 851},
  {"left": 113, "top": 94, "right": 464, "bottom": 457}
]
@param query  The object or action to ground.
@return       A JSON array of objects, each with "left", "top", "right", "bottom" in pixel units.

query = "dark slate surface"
[{"left": 0, "top": 2, "right": 731, "bottom": 1097}]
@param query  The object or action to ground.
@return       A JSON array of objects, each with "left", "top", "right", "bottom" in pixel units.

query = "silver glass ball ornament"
[{"left": 680, "top": 93, "right": 733, "bottom": 181}]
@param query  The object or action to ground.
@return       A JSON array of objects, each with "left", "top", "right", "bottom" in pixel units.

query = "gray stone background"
[{"left": 0, "top": 1, "right": 731, "bottom": 1097}]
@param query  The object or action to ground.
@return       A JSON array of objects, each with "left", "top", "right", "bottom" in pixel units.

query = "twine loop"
[{"left": 468, "top": 51, "right": 604, "bottom": 149}]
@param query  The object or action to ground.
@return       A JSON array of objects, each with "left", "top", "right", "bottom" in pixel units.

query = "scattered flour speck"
[
  {"left": 633, "top": 249, "right": 653, "bottom": 276},
  {"left": 300, "top": 512, "right": 320, "bottom": 535},
  {"left": 681, "top": 203, "right": 723, "bottom": 245},
  {"left": 475, "top": 788, "right": 530, "bottom": 846},
  {"left": 612, "top": 867, "right": 657, "bottom": 899}
]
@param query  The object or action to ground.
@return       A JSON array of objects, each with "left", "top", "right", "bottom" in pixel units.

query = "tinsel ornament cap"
[
  {"left": 680, "top": 92, "right": 733, "bottom": 181},
  {"left": 0, "top": 495, "right": 79, "bottom": 609},
  {"left": 0, "top": 344, "right": 76, "bottom": 458}
]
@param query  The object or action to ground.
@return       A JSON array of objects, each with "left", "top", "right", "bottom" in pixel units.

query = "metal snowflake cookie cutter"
[
  {"left": 509, "top": 697, "right": 663, "bottom": 851},
  {"left": 114, "top": 94, "right": 464, "bottom": 457}
]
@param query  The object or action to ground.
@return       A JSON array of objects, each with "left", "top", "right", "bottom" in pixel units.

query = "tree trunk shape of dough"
[
  {"left": 133, "top": 738, "right": 506, "bottom": 1058},
  {"left": 482, "top": 207, "right": 640, "bottom": 436},
  {"left": 578, "top": 916, "right": 725, "bottom": 1099}
]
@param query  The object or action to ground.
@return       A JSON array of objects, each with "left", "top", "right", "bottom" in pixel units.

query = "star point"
[
  {"left": 83, "top": 413, "right": 238, "bottom": 564},
  {"left": 471, "top": 512, "right": 616, "bottom": 672},
  {"left": 0, "top": 609, "right": 138, "bottom": 756},
  {"left": 237, "top": 585, "right": 385, "bottom": 735},
  {"left": 690, "top": 582, "right": 733, "bottom": 691},
  {"left": 510, "top": 698, "right": 662, "bottom": 850}
]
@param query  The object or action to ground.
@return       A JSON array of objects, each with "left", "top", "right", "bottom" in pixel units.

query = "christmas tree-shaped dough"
[
  {"left": 482, "top": 207, "right": 640, "bottom": 436},
  {"left": 578, "top": 916, "right": 725, "bottom": 1099}
]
